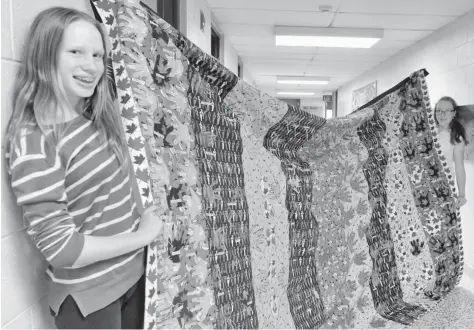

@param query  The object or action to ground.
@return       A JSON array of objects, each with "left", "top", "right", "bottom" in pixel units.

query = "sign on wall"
[
  {"left": 323, "top": 95, "right": 332, "bottom": 102},
  {"left": 323, "top": 94, "right": 333, "bottom": 110},
  {"left": 352, "top": 81, "right": 377, "bottom": 111}
]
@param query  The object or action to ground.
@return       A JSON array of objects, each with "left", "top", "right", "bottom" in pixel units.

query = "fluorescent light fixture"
[
  {"left": 277, "top": 92, "right": 315, "bottom": 96},
  {"left": 277, "top": 76, "right": 329, "bottom": 85},
  {"left": 274, "top": 26, "right": 383, "bottom": 48}
]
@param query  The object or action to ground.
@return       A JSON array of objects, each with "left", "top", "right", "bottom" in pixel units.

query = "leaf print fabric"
[{"left": 90, "top": 0, "right": 464, "bottom": 328}]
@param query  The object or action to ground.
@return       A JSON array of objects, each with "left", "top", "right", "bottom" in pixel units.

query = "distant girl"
[
  {"left": 5, "top": 7, "right": 164, "bottom": 329},
  {"left": 434, "top": 96, "right": 468, "bottom": 206}
]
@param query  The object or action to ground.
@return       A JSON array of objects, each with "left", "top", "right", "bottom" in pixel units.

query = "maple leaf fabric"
[
  {"left": 128, "top": 136, "right": 145, "bottom": 151},
  {"left": 91, "top": 0, "right": 464, "bottom": 329},
  {"left": 133, "top": 153, "right": 145, "bottom": 165},
  {"left": 126, "top": 123, "right": 138, "bottom": 134},
  {"left": 121, "top": 106, "right": 136, "bottom": 120}
]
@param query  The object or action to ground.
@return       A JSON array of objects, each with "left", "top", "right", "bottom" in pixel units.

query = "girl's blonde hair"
[{"left": 5, "top": 6, "right": 128, "bottom": 169}]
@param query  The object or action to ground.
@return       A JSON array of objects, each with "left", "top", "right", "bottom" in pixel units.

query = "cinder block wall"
[
  {"left": 337, "top": 11, "right": 474, "bottom": 116},
  {"left": 0, "top": 0, "right": 158, "bottom": 328}
]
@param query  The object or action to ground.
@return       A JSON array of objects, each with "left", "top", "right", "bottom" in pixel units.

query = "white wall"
[
  {"left": 242, "top": 64, "right": 256, "bottom": 87},
  {"left": 337, "top": 10, "right": 474, "bottom": 116},
  {"left": 181, "top": 0, "right": 256, "bottom": 86},
  {"left": 300, "top": 98, "right": 325, "bottom": 117},
  {"left": 220, "top": 37, "right": 257, "bottom": 87},
  {"left": 140, "top": 0, "right": 157, "bottom": 12},
  {"left": 217, "top": 25, "right": 257, "bottom": 86},
  {"left": 183, "top": 0, "right": 212, "bottom": 55},
  {"left": 1, "top": 1, "right": 98, "bottom": 327},
  {"left": 222, "top": 36, "right": 239, "bottom": 75}
]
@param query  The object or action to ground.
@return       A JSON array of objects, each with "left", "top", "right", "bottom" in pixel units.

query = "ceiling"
[{"left": 208, "top": 0, "right": 474, "bottom": 98}]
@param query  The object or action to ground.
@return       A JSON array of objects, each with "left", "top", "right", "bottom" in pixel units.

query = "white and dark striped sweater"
[{"left": 6, "top": 115, "right": 144, "bottom": 316}]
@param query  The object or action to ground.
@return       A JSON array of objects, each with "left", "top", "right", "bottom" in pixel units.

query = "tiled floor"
[{"left": 407, "top": 275, "right": 474, "bottom": 329}]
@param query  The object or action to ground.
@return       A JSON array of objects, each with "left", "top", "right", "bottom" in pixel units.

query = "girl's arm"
[
  {"left": 7, "top": 131, "right": 164, "bottom": 269},
  {"left": 453, "top": 140, "right": 467, "bottom": 206}
]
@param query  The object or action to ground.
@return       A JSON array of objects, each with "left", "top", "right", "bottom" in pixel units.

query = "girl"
[
  {"left": 434, "top": 97, "right": 474, "bottom": 279},
  {"left": 5, "top": 7, "right": 164, "bottom": 329},
  {"left": 434, "top": 96, "right": 468, "bottom": 207}
]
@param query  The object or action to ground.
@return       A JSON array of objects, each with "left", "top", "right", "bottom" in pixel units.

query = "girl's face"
[
  {"left": 57, "top": 20, "right": 105, "bottom": 110},
  {"left": 436, "top": 100, "right": 455, "bottom": 128}
]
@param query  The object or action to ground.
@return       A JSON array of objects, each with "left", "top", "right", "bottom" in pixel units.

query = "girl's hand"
[
  {"left": 457, "top": 196, "right": 467, "bottom": 207},
  {"left": 137, "top": 203, "right": 166, "bottom": 244}
]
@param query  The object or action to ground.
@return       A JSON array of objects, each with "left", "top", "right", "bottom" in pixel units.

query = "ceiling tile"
[
  {"left": 372, "top": 39, "right": 414, "bottom": 49},
  {"left": 383, "top": 29, "right": 433, "bottom": 41},
  {"left": 212, "top": 8, "right": 333, "bottom": 26},
  {"left": 242, "top": 52, "right": 391, "bottom": 62},
  {"left": 333, "top": 13, "right": 455, "bottom": 30},
  {"left": 218, "top": 24, "right": 274, "bottom": 37},
  {"left": 338, "top": 0, "right": 474, "bottom": 16},
  {"left": 228, "top": 36, "right": 274, "bottom": 46},
  {"left": 234, "top": 45, "right": 318, "bottom": 53},
  {"left": 249, "top": 59, "right": 379, "bottom": 70},
  {"left": 250, "top": 64, "right": 367, "bottom": 76},
  {"left": 208, "top": 0, "right": 474, "bottom": 98},
  {"left": 208, "top": 0, "right": 342, "bottom": 11}
]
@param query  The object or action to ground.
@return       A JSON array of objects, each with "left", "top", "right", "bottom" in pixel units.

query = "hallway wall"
[
  {"left": 337, "top": 10, "right": 474, "bottom": 116},
  {"left": 1, "top": 2, "right": 88, "bottom": 328},
  {"left": 181, "top": 0, "right": 256, "bottom": 86}
]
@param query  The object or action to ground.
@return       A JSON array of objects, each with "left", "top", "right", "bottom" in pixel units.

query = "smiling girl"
[{"left": 5, "top": 7, "right": 164, "bottom": 329}]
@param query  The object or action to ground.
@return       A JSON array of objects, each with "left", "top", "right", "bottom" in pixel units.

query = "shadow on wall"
[
  {"left": 458, "top": 105, "right": 474, "bottom": 121},
  {"left": 458, "top": 105, "right": 474, "bottom": 160}
]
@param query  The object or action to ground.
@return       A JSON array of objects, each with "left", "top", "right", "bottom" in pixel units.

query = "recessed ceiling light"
[
  {"left": 277, "top": 76, "right": 329, "bottom": 85},
  {"left": 277, "top": 80, "right": 329, "bottom": 85},
  {"left": 277, "top": 92, "right": 315, "bottom": 96},
  {"left": 274, "top": 27, "right": 383, "bottom": 48}
]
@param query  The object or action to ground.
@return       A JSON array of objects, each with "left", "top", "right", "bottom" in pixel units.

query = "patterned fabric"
[{"left": 90, "top": 0, "right": 464, "bottom": 328}]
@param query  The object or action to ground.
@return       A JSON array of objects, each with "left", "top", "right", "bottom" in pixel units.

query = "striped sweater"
[{"left": 6, "top": 115, "right": 145, "bottom": 317}]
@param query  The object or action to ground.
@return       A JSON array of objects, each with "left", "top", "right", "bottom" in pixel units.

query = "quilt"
[{"left": 90, "top": 0, "right": 464, "bottom": 328}]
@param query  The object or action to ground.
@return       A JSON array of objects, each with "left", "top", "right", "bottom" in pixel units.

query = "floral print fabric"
[{"left": 90, "top": 0, "right": 464, "bottom": 328}]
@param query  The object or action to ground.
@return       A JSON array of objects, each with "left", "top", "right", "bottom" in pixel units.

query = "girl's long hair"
[
  {"left": 434, "top": 96, "right": 468, "bottom": 145},
  {"left": 5, "top": 7, "right": 128, "bottom": 169}
]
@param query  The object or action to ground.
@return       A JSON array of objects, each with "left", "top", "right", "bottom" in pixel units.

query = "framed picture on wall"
[{"left": 352, "top": 81, "right": 377, "bottom": 111}]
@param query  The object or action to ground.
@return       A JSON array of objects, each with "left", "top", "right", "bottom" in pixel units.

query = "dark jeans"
[{"left": 53, "top": 275, "right": 145, "bottom": 329}]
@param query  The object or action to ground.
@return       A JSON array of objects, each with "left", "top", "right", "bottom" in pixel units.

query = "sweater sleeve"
[{"left": 7, "top": 130, "right": 85, "bottom": 268}]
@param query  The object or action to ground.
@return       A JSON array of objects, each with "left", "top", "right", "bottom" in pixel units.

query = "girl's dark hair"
[{"left": 434, "top": 96, "right": 468, "bottom": 145}]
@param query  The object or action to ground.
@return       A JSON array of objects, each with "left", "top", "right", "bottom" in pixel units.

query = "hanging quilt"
[{"left": 90, "top": 0, "right": 464, "bottom": 328}]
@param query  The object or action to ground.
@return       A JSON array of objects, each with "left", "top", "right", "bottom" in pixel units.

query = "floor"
[{"left": 406, "top": 275, "right": 474, "bottom": 329}]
